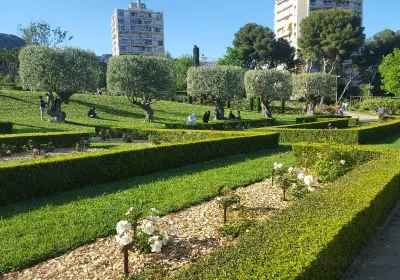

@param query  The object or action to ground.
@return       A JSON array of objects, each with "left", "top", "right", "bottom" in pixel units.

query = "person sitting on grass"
[
  {"left": 236, "top": 110, "right": 242, "bottom": 120},
  {"left": 228, "top": 111, "right": 235, "bottom": 120},
  {"left": 202, "top": 111, "right": 210, "bottom": 123},
  {"left": 88, "top": 108, "right": 98, "bottom": 118}
]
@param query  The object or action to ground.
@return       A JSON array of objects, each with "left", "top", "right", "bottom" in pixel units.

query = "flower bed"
[{"left": 173, "top": 151, "right": 400, "bottom": 279}]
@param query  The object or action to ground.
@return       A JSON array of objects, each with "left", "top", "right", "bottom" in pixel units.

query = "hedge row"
[
  {"left": 0, "top": 131, "right": 91, "bottom": 152},
  {"left": 0, "top": 132, "right": 279, "bottom": 206},
  {"left": 296, "top": 115, "right": 359, "bottom": 126},
  {"left": 0, "top": 122, "right": 13, "bottom": 134},
  {"left": 164, "top": 118, "right": 277, "bottom": 130},
  {"left": 255, "top": 119, "right": 400, "bottom": 144},
  {"left": 173, "top": 152, "right": 400, "bottom": 279},
  {"left": 274, "top": 118, "right": 350, "bottom": 129}
]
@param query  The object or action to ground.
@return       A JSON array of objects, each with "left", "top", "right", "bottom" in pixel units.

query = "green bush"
[
  {"left": 360, "top": 98, "right": 400, "bottom": 115},
  {"left": 173, "top": 152, "right": 400, "bottom": 279},
  {"left": 0, "top": 132, "right": 279, "bottom": 206},
  {"left": 164, "top": 119, "right": 277, "bottom": 130},
  {"left": 275, "top": 119, "right": 350, "bottom": 129},
  {"left": 296, "top": 115, "right": 358, "bottom": 126},
  {"left": 0, "top": 131, "right": 91, "bottom": 152},
  {"left": 0, "top": 122, "right": 13, "bottom": 134}
]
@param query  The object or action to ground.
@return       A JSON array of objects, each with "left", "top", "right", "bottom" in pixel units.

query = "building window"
[
  {"left": 158, "top": 41, "right": 163, "bottom": 46},
  {"left": 118, "top": 11, "right": 124, "bottom": 16},
  {"left": 145, "top": 47, "right": 152, "bottom": 52},
  {"left": 131, "top": 12, "right": 138, "bottom": 17},
  {"left": 118, "top": 25, "right": 125, "bottom": 31},
  {"left": 145, "top": 40, "right": 152, "bottom": 45},
  {"left": 154, "top": 28, "right": 162, "bottom": 33},
  {"left": 144, "top": 21, "right": 152, "bottom": 25},
  {"left": 118, "top": 19, "right": 124, "bottom": 24}
]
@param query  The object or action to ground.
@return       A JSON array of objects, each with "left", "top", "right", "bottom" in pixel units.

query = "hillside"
[{"left": 0, "top": 33, "right": 25, "bottom": 49}]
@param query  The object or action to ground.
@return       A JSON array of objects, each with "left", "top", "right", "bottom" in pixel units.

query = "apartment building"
[
  {"left": 111, "top": 1, "right": 164, "bottom": 56},
  {"left": 274, "top": 0, "right": 363, "bottom": 49}
]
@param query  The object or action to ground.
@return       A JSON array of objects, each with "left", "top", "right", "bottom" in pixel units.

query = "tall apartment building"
[
  {"left": 111, "top": 1, "right": 164, "bottom": 56},
  {"left": 274, "top": 0, "right": 363, "bottom": 49}
]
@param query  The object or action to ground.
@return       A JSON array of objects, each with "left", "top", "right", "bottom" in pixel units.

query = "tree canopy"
[
  {"left": 232, "top": 23, "right": 295, "bottom": 70},
  {"left": 298, "top": 8, "right": 364, "bottom": 73},
  {"left": 244, "top": 70, "right": 292, "bottom": 117},
  {"left": 174, "top": 54, "right": 193, "bottom": 92},
  {"left": 18, "top": 21, "right": 73, "bottom": 47},
  {"left": 217, "top": 47, "right": 244, "bottom": 68},
  {"left": 187, "top": 66, "right": 245, "bottom": 119},
  {"left": 0, "top": 46, "right": 21, "bottom": 82},
  {"left": 292, "top": 73, "right": 336, "bottom": 114},
  {"left": 379, "top": 48, "right": 400, "bottom": 96},
  {"left": 107, "top": 55, "right": 175, "bottom": 122}
]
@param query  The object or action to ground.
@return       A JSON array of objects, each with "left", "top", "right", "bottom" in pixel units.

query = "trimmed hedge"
[
  {"left": 0, "top": 131, "right": 91, "bottom": 152},
  {"left": 173, "top": 152, "right": 400, "bottom": 279},
  {"left": 0, "top": 132, "right": 279, "bottom": 206},
  {"left": 296, "top": 115, "right": 359, "bottom": 126},
  {"left": 0, "top": 122, "right": 13, "bottom": 134},
  {"left": 274, "top": 119, "right": 350, "bottom": 129},
  {"left": 164, "top": 118, "right": 277, "bottom": 130}
]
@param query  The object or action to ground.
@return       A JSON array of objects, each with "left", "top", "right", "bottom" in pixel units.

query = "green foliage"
[
  {"left": 379, "top": 48, "right": 400, "bottom": 95},
  {"left": 0, "top": 122, "right": 12, "bottom": 133},
  {"left": 107, "top": 55, "right": 175, "bottom": 101},
  {"left": 359, "top": 97, "right": 400, "bottom": 114},
  {"left": 0, "top": 46, "right": 21, "bottom": 82},
  {"left": 314, "top": 159, "right": 349, "bottom": 182},
  {"left": 0, "top": 143, "right": 16, "bottom": 156},
  {"left": 0, "top": 131, "right": 90, "bottom": 153},
  {"left": 298, "top": 8, "right": 364, "bottom": 73},
  {"left": 187, "top": 66, "right": 245, "bottom": 101},
  {"left": 220, "top": 218, "right": 255, "bottom": 238},
  {"left": 0, "top": 131, "right": 279, "bottom": 206},
  {"left": 216, "top": 47, "right": 245, "bottom": 68},
  {"left": 173, "top": 153, "right": 400, "bottom": 280},
  {"left": 248, "top": 97, "right": 254, "bottom": 111},
  {"left": 164, "top": 119, "right": 276, "bottom": 130},
  {"left": 0, "top": 147, "right": 292, "bottom": 274},
  {"left": 75, "top": 137, "right": 90, "bottom": 152},
  {"left": 19, "top": 45, "right": 99, "bottom": 102},
  {"left": 256, "top": 96, "right": 261, "bottom": 112},
  {"left": 245, "top": 70, "right": 292, "bottom": 117},
  {"left": 233, "top": 23, "right": 295, "bottom": 70},
  {"left": 292, "top": 73, "right": 337, "bottom": 102},
  {"left": 174, "top": 54, "right": 192, "bottom": 92}
]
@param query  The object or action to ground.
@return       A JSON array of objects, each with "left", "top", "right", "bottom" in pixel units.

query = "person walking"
[{"left": 39, "top": 96, "right": 46, "bottom": 121}]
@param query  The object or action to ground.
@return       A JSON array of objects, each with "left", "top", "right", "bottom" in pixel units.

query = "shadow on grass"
[
  {"left": 12, "top": 123, "right": 65, "bottom": 133},
  {"left": 0, "top": 94, "right": 36, "bottom": 105},
  {"left": 0, "top": 146, "right": 292, "bottom": 219},
  {"left": 366, "top": 132, "right": 400, "bottom": 146},
  {"left": 70, "top": 99, "right": 144, "bottom": 119}
]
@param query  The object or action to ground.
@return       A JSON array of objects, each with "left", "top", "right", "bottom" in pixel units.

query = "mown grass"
[
  {"left": 0, "top": 146, "right": 293, "bottom": 274},
  {"left": 365, "top": 132, "right": 400, "bottom": 150},
  {"left": 0, "top": 90, "right": 297, "bottom": 133}
]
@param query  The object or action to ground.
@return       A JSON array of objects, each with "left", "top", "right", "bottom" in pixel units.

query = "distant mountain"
[
  {"left": 0, "top": 33, "right": 25, "bottom": 50},
  {"left": 98, "top": 54, "right": 112, "bottom": 63}
]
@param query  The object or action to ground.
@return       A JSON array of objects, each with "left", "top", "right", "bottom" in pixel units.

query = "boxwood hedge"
[
  {"left": 0, "top": 122, "right": 13, "bottom": 134},
  {"left": 164, "top": 118, "right": 277, "bottom": 130},
  {"left": 0, "top": 132, "right": 279, "bottom": 206},
  {"left": 0, "top": 131, "right": 91, "bottom": 152},
  {"left": 173, "top": 151, "right": 400, "bottom": 280}
]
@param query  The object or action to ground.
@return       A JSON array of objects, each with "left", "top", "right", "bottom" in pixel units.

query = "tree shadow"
[
  {"left": 12, "top": 123, "right": 65, "bottom": 133},
  {"left": 0, "top": 94, "right": 36, "bottom": 105},
  {"left": 70, "top": 99, "right": 144, "bottom": 119},
  {"left": 0, "top": 146, "right": 291, "bottom": 219}
]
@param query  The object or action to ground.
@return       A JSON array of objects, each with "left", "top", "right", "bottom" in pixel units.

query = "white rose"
[
  {"left": 162, "top": 235, "right": 170, "bottom": 246},
  {"left": 297, "top": 172, "right": 305, "bottom": 180},
  {"left": 115, "top": 231, "right": 133, "bottom": 246},
  {"left": 150, "top": 240, "right": 163, "bottom": 253},
  {"left": 116, "top": 220, "right": 132, "bottom": 235},
  {"left": 304, "top": 175, "right": 314, "bottom": 186},
  {"left": 288, "top": 167, "right": 294, "bottom": 173}
]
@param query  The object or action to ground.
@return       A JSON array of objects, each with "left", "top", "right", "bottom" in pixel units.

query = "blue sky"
[{"left": 0, "top": 0, "right": 399, "bottom": 59}]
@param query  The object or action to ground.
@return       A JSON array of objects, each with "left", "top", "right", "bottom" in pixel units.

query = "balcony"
[
  {"left": 275, "top": 1, "right": 293, "bottom": 13},
  {"left": 310, "top": 1, "right": 362, "bottom": 10}
]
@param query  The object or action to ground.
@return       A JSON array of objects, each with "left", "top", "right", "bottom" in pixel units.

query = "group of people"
[
  {"left": 186, "top": 110, "right": 242, "bottom": 125},
  {"left": 334, "top": 103, "right": 349, "bottom": 116}
]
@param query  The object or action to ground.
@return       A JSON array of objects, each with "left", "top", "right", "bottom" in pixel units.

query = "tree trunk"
[
  {"left": 261, "top": 98, "right": 272, "bottom": 118},
  {"left": 128, "top": 96, "right": 155, "bottom": 122},
  {"left": 47, "top": 92, "right": 66, "bottom": 122},
  {"left": 214, "top": 99, "right": 225, "bottom": 120},
  {"left": 320, "top": 96, "right": 325, "bottom": 105},
  {"left": 280, "top": 98, "right": 285, "bottom": 114}
]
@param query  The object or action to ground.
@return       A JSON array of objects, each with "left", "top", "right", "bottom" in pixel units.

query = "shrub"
[
  {"left": 0, "top": 131, "right": 91, "bottom": 152},
  {"left": 0, "top": 122, "right": 12, "bottom": 134},
  {"left": 173, "top": 152, "right": 400, "bottom": 280},
  {"left": 164, "top": 119, "right": 277, "bottom": 130},
  {"left": 359, "top": 98, "right": 400, "bottom": 115},
  {"left": 0, "top": 132, "right": 279, "bottom": 206}
]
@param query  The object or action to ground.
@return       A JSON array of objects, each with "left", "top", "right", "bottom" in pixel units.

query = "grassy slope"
[
  {"left": 0, "top": 90, "right": 285, "bottom": 133},
  {"left": 365, "top": 132, "right": 400, "bottom": 149},
  {"left": 0, "top": 147, "right": 292, "bottom": 274}
]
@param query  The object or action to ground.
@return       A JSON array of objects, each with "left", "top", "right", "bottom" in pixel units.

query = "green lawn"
[
  {"left": 365, "top": 132, "right": 400, "bottom": 150},
  {"left": 0, "top": 146, "right": 293, "bottom": 274},
  {"left": 0, "top": 90, "right": 300, "bottom": 133}
]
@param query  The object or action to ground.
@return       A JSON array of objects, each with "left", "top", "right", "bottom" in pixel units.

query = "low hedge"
[
  {"left": 357, "top": 119, "right": 400, "bottom": 144},
  {"left": 0, "top": 131, "right": 91, "bottom": 152},
  {"left": 296, "top": 115, "right": 359, "bottom": 126},
  {"left": 0, "top": 122, "right": 13, "bottom": 134},
  {"left": 164, "top": 118, "right": 276, "bottom": 130},
  {"left": 274, "top": 118, "right": 350, "bottom": 129},
  {"left": 0, "top": 132, "right": 279, "bottom": 206},
  {"left": 173, "top": 152, "right": 400, "bottom": 279}
]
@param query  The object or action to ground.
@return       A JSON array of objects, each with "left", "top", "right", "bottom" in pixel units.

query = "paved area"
[
  {"left": 343, "top": 201, "right": 400, "bottom": 280},
  {"left": 344, "top": 111, "right": 379, "bottom": 123}
]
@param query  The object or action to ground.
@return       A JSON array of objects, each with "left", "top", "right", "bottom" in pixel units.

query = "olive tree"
[
  {"left": 244, "top": 70, "right": 292, "bottom": 118},
  {"left": 187, "top": 66, "right": 245, "bottom": 119},
  {"left": 292, "top": 73, "right": 336, "bottom": 115},
  {"left": 19, "top": 45, "right": 99, "bottom": 122},
  {"left": 107, "top": 55, "right": 174, "bottom": 122}
]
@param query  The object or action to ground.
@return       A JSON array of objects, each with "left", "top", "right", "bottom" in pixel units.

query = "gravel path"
[{"left": 5, "top": 178, "right": 291, "bottom": 280}]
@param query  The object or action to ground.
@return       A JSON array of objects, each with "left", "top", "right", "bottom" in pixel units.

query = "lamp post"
[{"left": 336, "top": 75, "right": 341, "bottom": 104}]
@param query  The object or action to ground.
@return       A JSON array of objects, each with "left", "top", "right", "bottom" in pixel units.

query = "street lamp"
[{"left": 336, "top": 75, "right": 341, "bottom": 104}]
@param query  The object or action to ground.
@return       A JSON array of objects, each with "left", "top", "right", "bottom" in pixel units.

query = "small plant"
[
  {"left": 75, "top": 137, "right": 90, "bottom": 152},
  {"left": 98, "top": 128, "right": 111, "bottom": 141},
  {"left": 41, "top": 142, "right": 55, "bottom": 153},
  {"left": 122, "top": 133, "right": 133, "bottom": 143},
  {"left": 314, "top": 158, "right": 349, "bottom": 182},
  {"left": 0, "top": 143, "right": 16, "bottom": 157},
  {"left": 148, "top": 134, "right": 161, "bottom": 145},
  {"left": 22, "top": 139, "right": 41, "bottom": 156},
  {"left": 216, "top": 186, "right": 241, "bottom": 223},
  {"left": 220, "top": 218, "right": 255, "bottom": 238}
]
